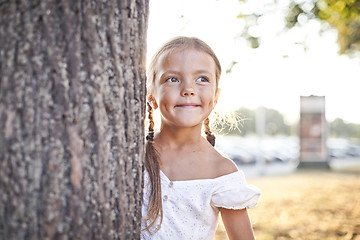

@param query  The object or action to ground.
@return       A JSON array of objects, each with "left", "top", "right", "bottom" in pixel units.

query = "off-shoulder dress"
[{"left": 141, "top": 169, "right": 261, "bottom": 240}]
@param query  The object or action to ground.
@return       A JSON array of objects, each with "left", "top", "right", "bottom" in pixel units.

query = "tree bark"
[{"left": 0, "top": 0, "right": 148, "bottom": 239}]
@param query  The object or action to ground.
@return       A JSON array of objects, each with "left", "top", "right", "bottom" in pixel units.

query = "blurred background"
[
  {"left": 147, "top": 0, "right": 360, "bottom": 239},
  {"left": 147, "top": 0, "right": 360, "bottom": 171}
]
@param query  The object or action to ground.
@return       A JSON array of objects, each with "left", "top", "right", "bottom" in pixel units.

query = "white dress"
[{"left": 141, "top": 169, "right": 261, "bottom": 240}]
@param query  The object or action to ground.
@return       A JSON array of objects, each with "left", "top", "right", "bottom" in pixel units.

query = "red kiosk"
[{"left": 298, "top": 96, "right": 329, "bottom": 168}]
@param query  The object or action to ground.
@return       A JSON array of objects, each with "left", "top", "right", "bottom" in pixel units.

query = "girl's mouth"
[{"left": 175, "top": 104, "right": 200, "bottom": 108}]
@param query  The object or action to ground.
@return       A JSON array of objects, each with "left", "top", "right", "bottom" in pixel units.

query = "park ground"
[{"left": 214, "top": 164, "right": 360, "bottom": 240}]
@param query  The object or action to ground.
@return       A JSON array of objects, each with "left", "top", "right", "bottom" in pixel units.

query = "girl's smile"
[
  {"left": 175, "top": 103, "right": 201, "bottom": 108},
  {"left": 151, "top": 48, "right": 220, "bottom": 128}
]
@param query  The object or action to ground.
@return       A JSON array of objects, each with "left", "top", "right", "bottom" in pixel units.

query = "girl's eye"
[
  {"left": 165, "top": 76, "right": 179, "bottom": 83},
  {"left": 196, "top": 76, "right": 209, "bottom": 83}
]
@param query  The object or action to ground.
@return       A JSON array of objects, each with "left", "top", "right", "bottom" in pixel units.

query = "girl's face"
[{"left": 150, "top": 48, "right": 219, "bottom": 129}]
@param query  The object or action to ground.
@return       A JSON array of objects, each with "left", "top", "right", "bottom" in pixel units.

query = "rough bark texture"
[{"left": 0, "top": 0, "right": 148, "bottom": 239}]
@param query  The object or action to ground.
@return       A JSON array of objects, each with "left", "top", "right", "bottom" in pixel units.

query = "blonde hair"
[
  {"left": 147, "top": 36, "right": 221, "bottom": 95},
  {"left": 144, "top": 36, "right": 222, "bottom": 231}
]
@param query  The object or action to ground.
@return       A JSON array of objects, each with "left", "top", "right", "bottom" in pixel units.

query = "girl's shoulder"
[{"left": 209, "top": 148, "right": 239, "bottom": 179}]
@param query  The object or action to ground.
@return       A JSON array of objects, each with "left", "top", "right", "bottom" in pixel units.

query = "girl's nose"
[{"left": 181, "top": 84, "right": 196, "bottom": 96}]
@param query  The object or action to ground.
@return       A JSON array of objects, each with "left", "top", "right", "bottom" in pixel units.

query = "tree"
[
  {"left": 265, "top": 108, "right": 291, "bottom": 136},
  {"left": 329, "top": 118, "right": 360, "bottom": 138},
  {"left": 217, "top": 107, "right": 291, "bottom": 136},
  {"left": 0, "top": 1, "right": 148, "bottom": 239},
  {"left": 238, "top": 0, "right": 360, "bottom": 55},
  {"left": 286, "top": 0, "right": 360, "bottom": 54}
]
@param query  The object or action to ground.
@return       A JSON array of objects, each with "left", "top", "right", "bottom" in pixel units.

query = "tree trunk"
[{"left": 0, "top": 0, "right": 148, "bottom": 239}]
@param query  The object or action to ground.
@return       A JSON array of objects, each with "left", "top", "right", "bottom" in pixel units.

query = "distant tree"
[
  {"left": 215, "top": 107, "right": 254, "bottom": 136},
  {"left": 348, "top": 123, "right": 360, "bottom": 138},
  {"left": 265, "top": 108, "right": 291, "bottom": 136},
  {"left": 236, "top": 107, "right": 256, "bottom": 136},
  {"left": 217, "top": 107, "right": 291, "bottom": 136},
  {"left": 219, "top": 109, "right": 360, "bottom": 138},
  {"left": 330, "top": 118, "right": 349, "bottom": 137},
  {"left": 286, "top": 0, "right": 360, "bottom": 54},
  {"left": 329, "top": 118, "right": 360, "bottom": 138},
  {"left": 238, "top": 0, "right": 360, "bottom": 55}
]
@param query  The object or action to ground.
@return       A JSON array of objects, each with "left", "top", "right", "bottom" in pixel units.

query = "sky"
[{"left": 146, "top": 0, "right": 360, "bottom": 124}]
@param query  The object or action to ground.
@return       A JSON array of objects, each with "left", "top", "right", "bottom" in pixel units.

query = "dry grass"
[{"left": 215, "top": 168, "right": 360, "bottom": 240}]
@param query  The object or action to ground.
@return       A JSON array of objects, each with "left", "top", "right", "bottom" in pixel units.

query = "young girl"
[{"left": 142, "top": 36, "right": 261, "bottom": 240}]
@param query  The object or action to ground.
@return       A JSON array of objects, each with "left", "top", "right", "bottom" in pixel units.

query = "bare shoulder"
[
  {"left": 217, "top": 155, "right": 239, "bottom": 176},
  {"left": 210, "top": 149, "right": 239, "bottom": 178},
  {"left": 201, "top": 138, "right": 239, "bottom": 179}
]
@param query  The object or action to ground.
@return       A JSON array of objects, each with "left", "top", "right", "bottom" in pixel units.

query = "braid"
[
  {"left": 204, "top": 117, "right": 216, "bottom": 146},
  {"left": 146, "top": 102, "right": 155, "bottom": 142},
  {"left": 144, "top": 102, "right": 163, "bottom": 231}
]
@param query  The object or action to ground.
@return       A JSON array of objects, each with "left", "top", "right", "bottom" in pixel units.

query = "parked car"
[
  {"left": 216, "top": 135, "right": 300, "bottom": 165},
  {"left": 218, "top": 144, "right": 256, "bottom": 164},
  {"left": 346, "top": 144, "right": 360, "bottom": 157}
]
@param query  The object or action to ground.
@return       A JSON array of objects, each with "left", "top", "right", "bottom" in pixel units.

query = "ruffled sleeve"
[{"left": 211, "top": 171, "right": 261, "bottom": 210}]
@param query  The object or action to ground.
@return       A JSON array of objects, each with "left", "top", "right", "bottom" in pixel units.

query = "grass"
[{"left": 214, "top": 167, "right": 360, "bottom": 240}]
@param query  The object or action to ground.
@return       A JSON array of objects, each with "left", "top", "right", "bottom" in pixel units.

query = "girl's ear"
[
  {"left": 147, "top": 95, "right": 158, "bottom": 109},
  {"left": 214, "top": 88, "right": 221, "bottom": 106}
]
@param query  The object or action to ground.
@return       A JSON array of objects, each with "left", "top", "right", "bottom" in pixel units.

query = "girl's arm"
[{"left": 220, "top": 208, "right": 255, "bottom": 240}]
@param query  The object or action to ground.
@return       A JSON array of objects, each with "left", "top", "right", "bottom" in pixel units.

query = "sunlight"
[{"left": 147, "top": 0, "right": 360, "bottom": 124}]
